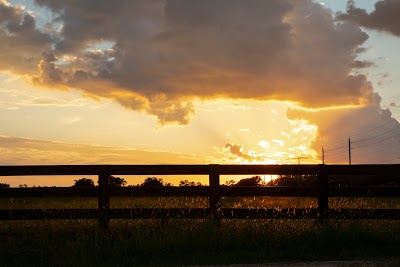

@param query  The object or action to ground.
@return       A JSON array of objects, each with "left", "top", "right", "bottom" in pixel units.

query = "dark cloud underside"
[
  {"left": 0, "top": 0, "right": 393, "bottom": 127},
  {"left": 338, "top": 0, "right": 400, "bottom": 36}
]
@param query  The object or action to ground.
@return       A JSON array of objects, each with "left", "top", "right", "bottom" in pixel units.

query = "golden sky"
[{"left": 1, "top": 0, "right": 400, "bottom": 186}]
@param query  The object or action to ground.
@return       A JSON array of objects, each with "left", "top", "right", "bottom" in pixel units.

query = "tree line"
[
  {"left": 0, "top": 175, "right": 318, "bottom": 188},
  {"left": 72, "top": 177, "right": 204, "bottom": 187},
  {"left": 1, "top": 174, "right": 398, "bottom": 188}
]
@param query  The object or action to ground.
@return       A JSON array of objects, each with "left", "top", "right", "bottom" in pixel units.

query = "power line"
[
  {"left": 352, "top": 142, "right": 400, "bottom": 156},
  {"left": 352, "top": 125, "right": 400, "bottom": 143},
  {"left": 350, "top": 118, "right": 398, "bottom": 138},
  {"left": 322, "top": 116, "right": 400, "bottom": 164},
  {"left": 323, "top": 116, "right": 400, "bottom": 149},
  {"left": 325, "top": 148, "right": 347, "bottom": 157},
  {"left": 377, "top": 156, "right": 400, "bottom": 164},
  {"left": 323, "top": 138, "right": 349, "bottom": 150},
  {"left": 352, "top": 131, "right": 400, "bottom": 149},
  {"left": 324, "top": 143, "right": 347, "bottom": 153}
]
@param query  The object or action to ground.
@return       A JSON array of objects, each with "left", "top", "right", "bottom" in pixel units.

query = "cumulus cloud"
[
  {"left": 0, "top": 1, "right": 53, "bottom": 74},
  {"left": 224, "top": 143, "right": 255, "bottom": 162},
  {"left": 287, "top": 97, "right": 400, "bottom": 164},
  {"left": 0, "top": 0, "right": 381, "bottom": 125},
  {"left": 351, "top": 60, "right": 375, "bottom": 69},
  {"left": 338, "top": 0, "right": 400, "bottom": 36}
]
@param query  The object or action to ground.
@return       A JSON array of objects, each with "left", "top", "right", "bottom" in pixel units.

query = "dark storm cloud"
[
  {"left": 0, "top": 1, "right": 53, "bottom": 74},
  {"left": 0, "top": 0, "right": 385, "bottom": 125},
  {"left": 351, "top": 60, "right": 375, "bottom": 69},
  {"left": 338, "top": 0, "right": 400, "bottom": 36}
]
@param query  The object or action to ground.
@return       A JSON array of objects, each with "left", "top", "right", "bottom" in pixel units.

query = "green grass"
[
  {"left": 1, "top": 196, "right": 399, "bottom": 209},
  {"left": 1, "top": 219, "right": 399, "bottom": 266},
  {"left": 0, "top": 197, "right": 399, "bottom": 266}
]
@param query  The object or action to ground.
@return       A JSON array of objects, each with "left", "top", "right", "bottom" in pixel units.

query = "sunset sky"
[{"left": 1, "top": 0, "right": 400, "bottom": 186}]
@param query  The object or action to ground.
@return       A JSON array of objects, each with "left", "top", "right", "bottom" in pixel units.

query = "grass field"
[
  {"left": 1, "top": 196, "right": 399, "bottom": 209},
  {"left": 1, "top": 197, "right": 399, "bottom": 266}
]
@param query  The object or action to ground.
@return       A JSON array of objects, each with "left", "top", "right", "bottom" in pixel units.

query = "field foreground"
[
  {"left": 1, "top": 218, "right": 399, "bottom": 266},
  {"left": 195, "top": 261, "right": 400, "bottom": 267}
]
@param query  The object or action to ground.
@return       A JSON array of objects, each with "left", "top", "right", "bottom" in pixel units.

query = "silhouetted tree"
[
  {"left": 236, "top": 176, "right": 264, "bottom": 186},
  {"left": 140, "top": 177, "right": 165, "bottom": 187},
  {"left": 225, "top": 180, "right": 236, "bottom": 186},
  {"left": 73, "top": 178, "right": 95, "bottom": 187},
  {"left": 110, "top": 176, "right": 127, "bottom": 187},
  {"left": 266, "top": 175, "right": 317, "bottom": 187},
  {"left": 179, "top": 180, "right": 203, "bottom": 186},
  {"left": 0, "top": 183, "right": 10, "bottom": 188},
  {"left": 19, "top": 184, "right": 28, "bottom": 188},
  {"left": 268, "top": 176, "right": 299, "bottom": 186}
]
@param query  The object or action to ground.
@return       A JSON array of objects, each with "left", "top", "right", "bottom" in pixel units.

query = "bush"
[
  {"left": 236, "top": 176, "right": 264, "bottom": 186},
  {"left": 110, "top": 176, "right": 127, "bottom": 187},
  {"left": 73, "top": 178, "right": 95, "bottom": 187},
  {"left": 140, "top": 177, "right": 166, "bottom": 187},
  {"left": 0, "top": 183, "right": 10, "bottom": 188}
]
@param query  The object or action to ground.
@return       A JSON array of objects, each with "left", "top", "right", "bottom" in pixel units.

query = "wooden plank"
[
  {"left": 98, "top": 171, "right": 110, "bottom": 230},
  {"left": 2, "top": 164, "right": 400, "bottom": 176},
  {"left": 109, "top": 208, "right": 210, "bottom": 219},
  {"left": 0, "top": 187, "right": 98, "bottom": 198},
  {"left": 218, "top": 164, "right": 319, "bottom": 175},
  {"left": 10, "top": 164, "right": 209, "bottom": 176},
  {"left": 328, "top": 209, "right": 400, "bottom": 219},
  {"left": 0, "top": 186, "right": 397, "bottom": 199},
  {"left": 318, "top": 165, "right": 329, "bottom": 216},
  {"left": 209, "top": 164, "right": 220, "bottom": 216},
  {"left": 110, "top": 208, "right": 317, "bottom": 219},
  {"left": 218, "top": 208, "right": 318, "bottom": 219},
  {"left": 0, "top": 209, "right": 98, "bottom": 220},
  {"left": 0, "top": 186, "right": 210, "bottom": 198},
  {"left": 0, "top": 165, "right": 104, "bottom": 176},
  {"left": 109, "top": 165, "right": 210, "bottom": 175},
  {"left": 324, "top": 164, "right": 400, "bottom": 176},
  {"left": 219, "top": 186, "right": 317, "bottom": 197},
  {"left": 110, "top": 186, "right": 210, "bottom": 197},
  {"left": 329, "top": 186, "right": 400, "bottom": 197},
  {"left": 0, "top": 165, "right": 210, "bottom": 176}
]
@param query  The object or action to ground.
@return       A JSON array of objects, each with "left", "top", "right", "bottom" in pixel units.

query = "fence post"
[
  {"left": 209, "top": 164, "right": 220, "bottom": 218},
  {"left": 317, "top": 164, "right": 329, "bottom": 220},
  {"left": 98, "top": 168, "right": 110, "bottom": 230}
]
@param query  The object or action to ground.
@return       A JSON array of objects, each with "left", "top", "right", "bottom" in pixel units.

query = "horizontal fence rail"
[
  {"left": 1, "top": 186, "right": 399, "bottom": 198},
  {"left": 0, "top": 164, "right": 399, "bottom": 229},
  {"left": 3, "top": 164, "right": 400, "bottom": 176}
]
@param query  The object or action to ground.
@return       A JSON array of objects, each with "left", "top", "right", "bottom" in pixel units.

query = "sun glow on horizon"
[{"left": 4, "top": 0, "right": 400, "bottom": 188}]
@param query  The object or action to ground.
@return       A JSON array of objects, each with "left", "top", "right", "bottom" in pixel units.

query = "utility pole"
[
  {"left": 322, "top": 146, "right": 325, "bottom": 164},
  {"left": 348, "top": 138, "right": 352, "bottom": 165}
]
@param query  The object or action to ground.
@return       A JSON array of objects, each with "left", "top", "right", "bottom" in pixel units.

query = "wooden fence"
[{"left": 0, "top": 164, "right": 399, "bottom": 229}]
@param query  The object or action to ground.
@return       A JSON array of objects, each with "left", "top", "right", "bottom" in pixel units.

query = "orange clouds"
[
  {"left": 287, "top": 100, "right": 400, "bottom": 164},
  {"left": 0, "top": 0, "right": 378, "bottom": 125},
  {"left": 2, "top": 0, "right": 400, "bottom": 166}
]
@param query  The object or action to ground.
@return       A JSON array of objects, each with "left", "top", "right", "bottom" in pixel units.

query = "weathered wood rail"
[{"left": 0, "top": 164, "right": 399, "bottom": 229}]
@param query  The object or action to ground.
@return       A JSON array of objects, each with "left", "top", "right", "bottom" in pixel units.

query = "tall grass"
[
  {"left": 1, "top": 196, "right": 399, "bottom": 209},
  {"left": 1, "top": 218, "right": 399, "bottom": 266},
  {"left": 0, "top": 196, "right": 399, "bottom": 266}
]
